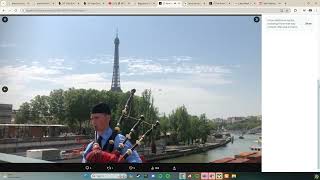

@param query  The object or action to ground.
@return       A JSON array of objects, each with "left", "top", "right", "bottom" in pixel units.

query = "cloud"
[
  {"left": 31, "top": 61, "right": 40, "bottom": 65},
  {"left": 50, "top": 66, "right": 73, "bottom": 70},
  {"left": 128, "top": 62, "right": 163, "bottom": 74},
  {"left": 51, "top": 73, "right": 111, "bottom": 90},
  {"left": 0, "top": 59, "right": 239, "bottom": 118},
  {"left": 213, "top": 66, "right": 232, "bottom": 73},
  {"left": 0, "top": 42, "right": 16, "bottom": 48},
  {"left": 15, "top": 58, "right": 25, "bottom": 63},
  {"left": 120, "top": 56, "right": 233, "bottom": 82},
  {"left": 81, "top": 55, "right": 233, "bottom": 85},
  {"left": 81, "top": 54, "right": 114, "bottom": 64},
  {"left": 122, "top": 80, "right": 232, "bottom": 118},
  {"left": 0, "top": 65, "right": 62, "bottom": 109},
  {"left": 165, "top": 73, "right": 232, "bottom": 86},
  {"left": 48, "top": 58, "right": 65, "bottom": 66},
  {"left": 172, "top": 56, "right": 193, "bottom": 62},
  {"left": 0, "top": 64, "right": 111, "bottom": 109},
  {"left": 0, "top": 87, "right": 51, "bottom": 111},
  {"left": 86, "top": 58, "right": 112, "bottom": 64},
  {"left": 47, "top": 58, "right": 73, "bottom": 70},
  {"left": 0, "top": 65, "right": 61, "bottom": 82}
]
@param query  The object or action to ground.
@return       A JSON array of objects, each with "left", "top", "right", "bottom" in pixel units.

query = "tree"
[
  {"left": 189, "top": 115, "right": 200, "bottom": 144},
  {"left": 168, "top": 105, "right": 190, "bottom": 144},
  {"left": 63, "top": 88, "right": 91, "bottom": 134},
  {"left": 48, "top": 89, "right": 65, "bottom": 124},
  {"left": 30, "top": 95, "right": 51, "bottom": 123},
  {"left": 15, "top": 102, "right": 31, "bottom": 124},
  {"left": 224, "top": 117, "right": 261, "bottom": 132},
  {"left": 198, "top": 113, "right": 210, "bottom": 143},
  {"left": 137, "top": 89, "right": 159, "bottom": 145},
  {"left": 16, "top": 87, "right": 220, "bottom": 145},
  {"left": 159, "top": 114, "right": 169, "bottom": 137}
]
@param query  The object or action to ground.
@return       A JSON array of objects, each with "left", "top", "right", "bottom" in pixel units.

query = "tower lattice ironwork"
[{"left": 111, "top": 30, "right": 122, "bottom": 92}]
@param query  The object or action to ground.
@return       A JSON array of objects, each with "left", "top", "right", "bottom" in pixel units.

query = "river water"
[{"left": 159, "top": 134, "right": 261, "bottom": 163}]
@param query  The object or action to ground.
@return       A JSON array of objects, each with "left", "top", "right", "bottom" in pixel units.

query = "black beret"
[{"left": 91, "top": 103, "right": 111, "bottom": 115}]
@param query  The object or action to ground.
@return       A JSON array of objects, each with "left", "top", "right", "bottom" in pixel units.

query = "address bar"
[
  {"left": 16, "top": 7, "right": 286, "bottom": 14},
  {"left": 23, "top": 8, "right": 87, "bottom": 13}
]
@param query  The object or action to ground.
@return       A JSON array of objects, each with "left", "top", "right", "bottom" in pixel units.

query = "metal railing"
[{"left": 0, "top": 152, "right": 54, "bottom": 163}]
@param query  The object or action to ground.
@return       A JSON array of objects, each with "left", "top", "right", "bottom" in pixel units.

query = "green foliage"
[
  {"left": 224, "top": 117, "right": 261, "bottom": 131},
  {"left": 15, "top": 102, "right": 32, "bottom": 124},
  {"left": 15, "top": 88, "right": 159, "bottom": 136},
  {"left": 160, "top": 108, "right": 216, "bottom": 145},
  {"left": 16, "top": 88, "right": 220, "bottom": 143}
]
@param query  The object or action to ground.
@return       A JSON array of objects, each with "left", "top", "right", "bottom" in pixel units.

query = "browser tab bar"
[
  {"left": 158, "top": 1, "right": 183, "bottom": 7},
  {"left": 1, "top": 0, "right": 320, "bottom": 8}
]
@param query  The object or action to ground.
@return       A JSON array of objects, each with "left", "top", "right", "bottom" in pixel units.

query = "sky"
[{"left": 0, "top": 16, "right": 261, "bottom": 119}]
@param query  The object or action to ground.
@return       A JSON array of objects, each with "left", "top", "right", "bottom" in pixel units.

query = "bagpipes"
[{"left": 86, "top": 89, "right": 160, "bottom": 163}]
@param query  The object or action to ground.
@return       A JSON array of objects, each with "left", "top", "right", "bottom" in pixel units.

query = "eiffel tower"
[{"left": 110, "top": 30, "right": 122, "bottom": 92}]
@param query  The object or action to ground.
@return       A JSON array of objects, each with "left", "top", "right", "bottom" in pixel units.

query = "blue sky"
[{"left": 0, "top": 16, "right": 261, "bottom": 119}]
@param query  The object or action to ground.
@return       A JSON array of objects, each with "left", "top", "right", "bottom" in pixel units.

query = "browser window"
[{"left": 0, "top": 0, "right": 319, "bottom": 178}]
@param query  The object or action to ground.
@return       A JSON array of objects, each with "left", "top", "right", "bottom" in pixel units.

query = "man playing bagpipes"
[{"left": 82, "top": 102, "right": 142, "bottom": 163}]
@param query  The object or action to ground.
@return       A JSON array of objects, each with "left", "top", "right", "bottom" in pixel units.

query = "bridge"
[{"left": 246, "top": 126, "right": 261, "bottom": 134}]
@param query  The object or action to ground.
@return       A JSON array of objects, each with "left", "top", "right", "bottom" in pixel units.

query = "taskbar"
[
  {"left": 0, "top": 163, "right": 260, "bottom": 172},
  {"left": 0, "top": 172, "right": 319, "bottom": 180}
]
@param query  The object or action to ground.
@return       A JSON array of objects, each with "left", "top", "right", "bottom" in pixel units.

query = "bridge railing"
[{"left": 0, "top": 153, "right": 54, "bottom": 163}]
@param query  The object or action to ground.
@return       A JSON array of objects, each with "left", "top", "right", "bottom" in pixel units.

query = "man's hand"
[{"left": 92, "top": 143, "right": 101, "bottom": 151}]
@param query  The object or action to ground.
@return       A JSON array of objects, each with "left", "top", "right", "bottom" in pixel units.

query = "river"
[{"left": 158, "top": 134, "right": 260, "bottom": 163}]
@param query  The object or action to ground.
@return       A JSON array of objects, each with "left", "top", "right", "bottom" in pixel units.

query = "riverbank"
[
  {"left": 2, "top": 137, "right": 232, "bottom": 163},
  {"left": 159, "top": 134, "right": 260, "bottom": 163},
  {"left": 54, "top": 137, "right": 232, "bottom": 163},
  {"left": 145, "top": 138, "right": 231, "bottom": 162}
]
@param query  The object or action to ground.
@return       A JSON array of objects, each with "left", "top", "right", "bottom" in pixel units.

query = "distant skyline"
[{"left": 0, "top": 16, "right": 261, "bottom": 119}]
